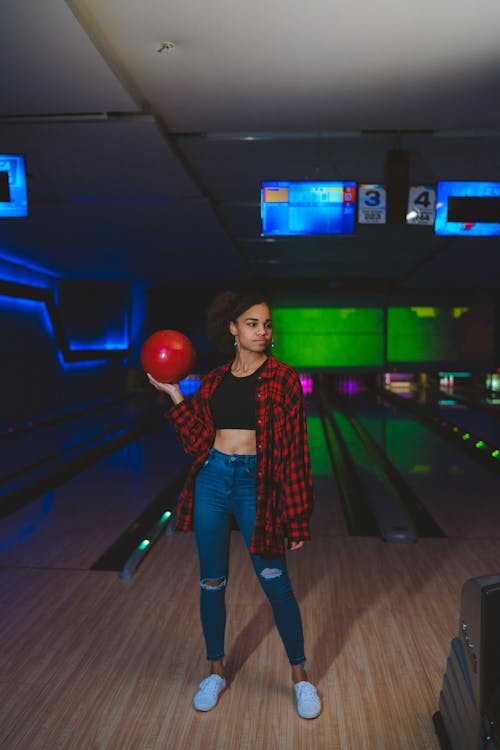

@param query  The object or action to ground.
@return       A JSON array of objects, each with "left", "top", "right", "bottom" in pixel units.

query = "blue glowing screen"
[
  {"left": 0, "top": 155, "right": 28, "bottom": 218},
  {"left": 261, "top": 181, "right": 356, "bottom": 235},
  {"left": 435, "top": 181, "right": 500, "bottom": 237}
]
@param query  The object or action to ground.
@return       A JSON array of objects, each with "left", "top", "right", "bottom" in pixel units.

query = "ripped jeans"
[{"left": 193, "top": 447, "right": 305, "bottom": 665}]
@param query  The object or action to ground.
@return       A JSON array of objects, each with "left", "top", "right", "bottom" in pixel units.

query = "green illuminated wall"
[
  {"left": 270, "top": 303, "right": 494, "bottom": 370},
  {"left": 387, "top": 306, "right": 494, "bottom": 365},
  {"left": 272, "top": 307, "right": 384, "bottom": 368}
]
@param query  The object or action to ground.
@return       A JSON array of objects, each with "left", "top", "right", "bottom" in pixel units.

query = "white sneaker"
[
  {"left": 193, "top": 674, "right": 227, "bottom": 711},
  {"left": 294, "top": 681, "right": 321, "bottom": 719}
]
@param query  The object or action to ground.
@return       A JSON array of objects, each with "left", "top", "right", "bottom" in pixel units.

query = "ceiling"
[{"left": 1, "top": 0, "right": 500, "bottom": 293}]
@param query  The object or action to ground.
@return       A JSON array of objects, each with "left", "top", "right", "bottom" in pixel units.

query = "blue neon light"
[
  {"left": 435, "top": 181, "right": 500, "bottom": 237},
  {"left": 0, "top": 294, "right": 52, "bottom": 329},
  {"left": 68, "top": 339, "right": 128, "bottom": 352},
  {"left": 0, "top": 155, "right": 28, "bottom": 218},
  {"left": 0, "top": 294, "right": 121, "bottom": 367},
  {"left": 0, "top": 253, "right": 56, "bottom": 287},
  {"left": 179, "top": 376, "right": 201, "bottom": 396},
  {"left": 2, "top": 257, "right": 130, "bottom": 355}
]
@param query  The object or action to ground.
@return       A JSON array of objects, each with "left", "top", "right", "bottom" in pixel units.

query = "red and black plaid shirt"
[{"left": 167, "top": 355, "right": 314, "bottom": 555}]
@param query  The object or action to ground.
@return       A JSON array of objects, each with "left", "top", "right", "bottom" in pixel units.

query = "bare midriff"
[{"left": 213, "top": 429, "right": 257, "bottom": 455}]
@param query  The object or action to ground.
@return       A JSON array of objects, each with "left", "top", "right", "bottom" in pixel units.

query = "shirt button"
[
  {"left": 257, "top": 419, "right": 262, "bottom": 425},
  {"left": 258, "top": 444, "right": 262, "bottom": 449}
]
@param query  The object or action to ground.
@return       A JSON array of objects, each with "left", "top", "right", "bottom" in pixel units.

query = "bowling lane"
[
  {"left": 0, "top": 393, "right": 164, "bottom": 482},
  {"left": 344, "top": 390, "right": 500, "bottom": 539},
  {"left": 401, "top": 388, "right": 500, "bottom": 447},
  {"left": 0, "top": 422, "right": 188, "bottom": 570},
  {"left": 306, "top": 409, "right": 349, "bottom": 537},
  {"left": 0, "top": 396, "right": 344, "bottom": 572}
]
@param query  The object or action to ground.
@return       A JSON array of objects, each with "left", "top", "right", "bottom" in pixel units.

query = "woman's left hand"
[{"left": 289, "top": 541, "right": 304, "bottom": 551}]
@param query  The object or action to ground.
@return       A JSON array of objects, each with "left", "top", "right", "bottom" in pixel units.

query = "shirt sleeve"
[
  {"left": 281, "top": 373, "right": 314, "bottom": 542},
  {"left": 166, "top": 389, "right": 214, "bottom": 456}
]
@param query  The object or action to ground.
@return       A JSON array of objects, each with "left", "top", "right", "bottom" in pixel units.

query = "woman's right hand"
[{"left": 146, "top": 374, "right": 184, "bottom": 405}]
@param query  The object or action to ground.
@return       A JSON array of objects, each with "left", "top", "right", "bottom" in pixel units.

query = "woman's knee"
[
  {"left": 200, "top": 576, "right": 227, "bottom": 592},
  {"left": 258, "top": 566, "right": 293, "bottom": 600}
]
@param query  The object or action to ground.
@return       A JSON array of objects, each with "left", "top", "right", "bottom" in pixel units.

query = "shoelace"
[
  {"left": 297, "top": 683, "right": 318, "bottom": 700},
  {"left": 200, "top": 676, "right": 223, "bottom": 696}
]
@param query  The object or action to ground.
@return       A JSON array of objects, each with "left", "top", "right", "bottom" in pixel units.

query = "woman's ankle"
[
  {"left": 291, "top": 664, "right": 308, "bottom": 684},
  {"left": 209, "top": 660, "right": 226, "bottom": 679}
]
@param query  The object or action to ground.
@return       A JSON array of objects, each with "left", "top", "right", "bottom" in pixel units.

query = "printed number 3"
[{"left": 365, "top": 189, "right": 380, "bottom": 207}]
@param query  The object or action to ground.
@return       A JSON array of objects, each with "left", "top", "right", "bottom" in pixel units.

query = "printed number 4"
[{"left": 414, "top": 190, "right": 431, "bottom": 208}]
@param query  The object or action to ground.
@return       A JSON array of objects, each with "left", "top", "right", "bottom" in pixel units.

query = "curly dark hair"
[{"left": 207, "top": 290, "right": 272, "bottom": 354}]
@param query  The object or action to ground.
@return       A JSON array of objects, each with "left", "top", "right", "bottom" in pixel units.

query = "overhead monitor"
[
  {"left": 261, "top": 181, "right": 356, "bottom": 236},
  {"left": 435, "top": 181, "right": 500, "bottom": 236},
  {"left": 0, "top": 154, "right": 28, "bottom": 218}
]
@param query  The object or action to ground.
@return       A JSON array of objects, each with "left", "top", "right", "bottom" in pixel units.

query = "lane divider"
[{"left": 120, "top": 510, "right": 173, "bottom": 580}]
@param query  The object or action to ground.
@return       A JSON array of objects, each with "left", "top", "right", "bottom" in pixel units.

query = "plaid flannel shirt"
[{"left": 167, "top": 355, "right": 314, "bottom": 555}]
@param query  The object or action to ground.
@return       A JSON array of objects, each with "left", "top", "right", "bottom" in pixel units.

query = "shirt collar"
[
  {"left": 257, "top": 355, "right": 278, "bottom": 379},
  {"left": 223, "top": 354, "right": 278, "bottom": 380}
]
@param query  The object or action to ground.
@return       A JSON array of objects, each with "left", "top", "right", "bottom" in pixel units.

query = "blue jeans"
[{"left": 193, "top": 447, "right": 306, "bottom": 665}]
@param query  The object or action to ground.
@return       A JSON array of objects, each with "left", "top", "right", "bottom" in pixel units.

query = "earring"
[
  {"left": 271, "top": 337, "right": 275, "bottom": 349},
  {"left": 234, "top": 336, "right": 238, "bottom": 348}
]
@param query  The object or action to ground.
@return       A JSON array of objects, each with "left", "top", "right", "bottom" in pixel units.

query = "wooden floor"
[{"left": 1, "top": 472, "right": 500, "bottom": 749}]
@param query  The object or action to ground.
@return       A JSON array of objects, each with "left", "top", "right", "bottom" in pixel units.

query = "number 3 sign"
[{"left": 358, "top": 184, "right": 387, "bottom": 224}]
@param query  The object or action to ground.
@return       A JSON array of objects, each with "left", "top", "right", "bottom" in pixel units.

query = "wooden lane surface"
[
  {"left": 355, "top": 405, "right": 500, "bottom": 540},
  {"left": 2, "top": 499, "right": 500, "bottom": 748},
  {"left": 403, "top": 465, "right": 500, "bottom": 539},
  {"left": 0, "top": 425, "right": 186, "bottom": 570}
]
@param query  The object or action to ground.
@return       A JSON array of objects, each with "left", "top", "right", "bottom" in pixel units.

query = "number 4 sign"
[{"left": 407, "top": 185, "right": 436, "bottom": 225}]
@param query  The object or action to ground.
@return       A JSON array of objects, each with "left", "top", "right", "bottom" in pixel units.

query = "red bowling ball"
[{"left": 141, "top": 329, "right": 196, "bottom": 383}]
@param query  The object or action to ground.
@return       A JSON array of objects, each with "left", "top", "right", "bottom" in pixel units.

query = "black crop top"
[{"left": 210, "top": 360, "right": 267, "bottom": 430}]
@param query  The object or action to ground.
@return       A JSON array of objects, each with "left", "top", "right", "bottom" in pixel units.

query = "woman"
[{"left": 147, "top": 291, "right": 320, "bottom": 719}]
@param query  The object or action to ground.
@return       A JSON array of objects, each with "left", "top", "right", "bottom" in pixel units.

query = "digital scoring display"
[
  {"left": 0, "top": 154, "right": 28, "bottom": 218},
  {"left": 435, "top": 181, "right": 500, "bottom": 237},
  {"left": 261, "top": 181, "right": 356, "bottom": 235}
]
